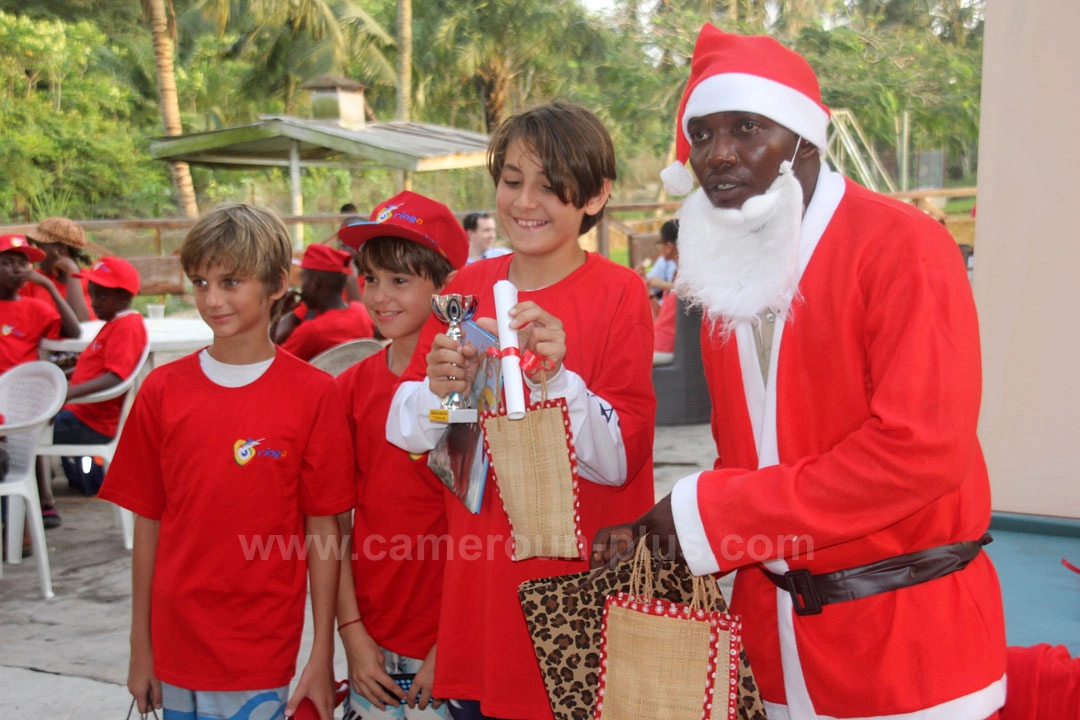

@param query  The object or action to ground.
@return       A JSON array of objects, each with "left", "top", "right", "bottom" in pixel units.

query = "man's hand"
[
  {"left": 427, "top": 331, "right": 479, "bottom": 400},
  {"left": 591, "top": 494, "right": 683, "bottom": 568}
]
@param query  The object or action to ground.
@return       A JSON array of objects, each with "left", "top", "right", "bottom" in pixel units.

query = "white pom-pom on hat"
[{"left": 660, "top": 161, "right": 696, "bottom": 197}]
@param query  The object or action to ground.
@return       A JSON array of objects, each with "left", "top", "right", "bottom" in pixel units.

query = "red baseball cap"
[
  {"left": 300, "top": 244, "right": 351, "bottom": 274},
  {"left": 0, "top": 234, "right": 46, "bottom": 263},
  {"left": 337, "top": 191, "right": 469, "bottom": 270},
  {"left": 76, "top": 256, "right": 141, "bottom": 295}
]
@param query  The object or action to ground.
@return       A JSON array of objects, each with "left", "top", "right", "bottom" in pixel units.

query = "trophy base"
[{"left": 429, "top": 408, "right": 479, "bottom": 424}]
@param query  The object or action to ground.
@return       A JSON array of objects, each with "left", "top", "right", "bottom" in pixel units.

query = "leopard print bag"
[{"left": 518, "top": 552, "right": 767, "bottom": 720}]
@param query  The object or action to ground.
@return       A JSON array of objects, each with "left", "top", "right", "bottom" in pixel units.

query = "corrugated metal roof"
[{"left": 150, "top": 116, "right": 489, "bottom": 172}]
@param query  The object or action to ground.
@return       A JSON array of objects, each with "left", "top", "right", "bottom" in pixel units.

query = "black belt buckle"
[{"left": 783, "top": 568, "right": 823, "bottom": 616}]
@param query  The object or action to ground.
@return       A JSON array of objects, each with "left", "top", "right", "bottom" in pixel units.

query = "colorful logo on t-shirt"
[
  {"left": 1, "top": 325, "right": 12, "bottom": 336},
  {"left": 233, "top": 437, "right": 288, "bottom": 466},
  {"left": 234, "top": 438, "right": 263, "bottom": 466},
  {"left": 1, "top": 324, "right": 23, "bottom": 338}
]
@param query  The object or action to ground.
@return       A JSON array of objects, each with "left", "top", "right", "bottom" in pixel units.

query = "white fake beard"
[{"left": 675, "top": 166, "right": 804, "bottom": 333}]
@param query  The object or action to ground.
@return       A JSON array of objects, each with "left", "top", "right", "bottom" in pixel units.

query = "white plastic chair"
[
  {"left": 309, "top": 338, "right": 385, "bottom": 377},
  {"left": 34, "top": 341, "right": 151, "bottom": 551},
  {"left": 0, "top": 361, "right": 67, "bottom": 598}
]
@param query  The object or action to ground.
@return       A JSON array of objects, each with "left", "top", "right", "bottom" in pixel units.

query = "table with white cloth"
[{"left": 39, "top": 317, "right": 213, "bottom": 359}]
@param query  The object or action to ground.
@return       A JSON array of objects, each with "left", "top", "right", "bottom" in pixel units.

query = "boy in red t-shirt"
[
  {"left": 387, "top": 104, "right": 657, "bottom": 720},
  {"left": 334, "top": 191, "right": 468, "bottom": 719},
  {"left": 273, "top": 244, "right": 375, "bottom": 361},
  {"left": 0, "top": 234, "right": 81, "bottom": 373},
  {"left": 99, "top": 203, "right": 355, "bottom": 720},
  {"left": 22, "top": 216, "right": 96, "bottom": 321},
  {"left": 37, "top": 256, "right": 147, "bottom": 521}
]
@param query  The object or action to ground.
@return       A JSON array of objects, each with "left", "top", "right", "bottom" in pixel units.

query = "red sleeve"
[
  {"left": 101, "top": 315, "right": 148, "bottom": 379},
  {"left": 99, "top": 372, "right": 167, "bottom": 519},
  {"left": 297, "top": 378, "right": 356, "bottom": 516}
]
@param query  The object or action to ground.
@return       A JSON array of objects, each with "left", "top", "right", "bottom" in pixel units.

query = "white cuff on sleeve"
[
  {"left": 385, "top": 377, "right": 449, "bottom": 454},
  {"left": 670, "top": 472, "right": 721, "bottom": 576}
]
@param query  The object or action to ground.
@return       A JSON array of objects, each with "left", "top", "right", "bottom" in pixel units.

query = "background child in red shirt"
[
  {"left": 387, "top": 103, "right": 657, "bottom": 720},
  {"left": 334, "top": 191, "right": 469, "bottom": 719},
  {"left": 22, "top": 216, "right": 96, "bottom": 321},
  {"left": 273, "top": 243, "right": 375, "bottom": 361},
  {"left": 100, "top": 203, "right": 355, "bottom": 720},
  {"left": 38, "top": 256, "right": 147, "bottom": 518},
  {"left": 0, "top": 234, "right": 80, "bottom": 374}
]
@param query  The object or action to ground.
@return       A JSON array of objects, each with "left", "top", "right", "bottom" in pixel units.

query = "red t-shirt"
[
  {"left": 405, "top": 253, "right": 656, "bottom": 718},
  {"left": 337, "top": 347, "right": 446, "bottom": 660},
  {"left": 99, "top": 351, "right": 356, "bottom": 691},
  {"left": 20, "top": 270, "right": 96, "bottom": 319},
  {"left": 280, "top": 302, "right": 374, "bottom": 361},
  {"left": 65, "top": 311, "right": 147, "bottom": 436},
  {"left": 0, "top": 296, "right": 62, "bottom": 373}
]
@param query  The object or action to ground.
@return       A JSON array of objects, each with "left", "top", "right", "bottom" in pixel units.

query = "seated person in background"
[
  {"left": 37, "top": 257, "right": 148, "bottom": 516},
  {"left": 273, "top": 244, "right": 375, "bottom": 361},
  {"left": 22, "top": 216, "right": 96, "bottom": 321},
  {"left": 652, "top": 283, "right": 678, "bottom": 364},
  {"left": 463, "top": 211, "right": 511, "bottom": 263},
  {"left": 0, "top": 234, "right": 80, "bottom": 374},
  {"left": 651, "top": 219, "right": 680, "bottom": 363}
]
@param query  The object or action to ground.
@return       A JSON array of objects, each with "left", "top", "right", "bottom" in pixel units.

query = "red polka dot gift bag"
[{"left": 594, "top": 539, "right": 743, "bottom": 720}]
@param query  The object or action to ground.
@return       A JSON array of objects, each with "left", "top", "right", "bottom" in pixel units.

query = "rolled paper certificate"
[{"left": 493, "top": 280, "right": 526, "bottom": 420}]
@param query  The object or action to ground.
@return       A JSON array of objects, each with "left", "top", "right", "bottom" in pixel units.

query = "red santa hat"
[{"left": 661, "top": 24, "right": 830, "bottom": 196}]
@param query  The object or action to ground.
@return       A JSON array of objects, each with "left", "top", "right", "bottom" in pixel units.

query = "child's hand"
[
  {"left": 340, "top": 621, "right": 407, "bottom": 710},
  {"left": 427, "top": 331, "right": 479, "bottom": 400},
  {"left": 286, "top": 656, "right": 335, "bottom": 720},
  {"left": 21, "top": 269, "right": 49, "bottom": 288},
  {"left": 127, "top": 642, "right": 162, "bottom": 714},
  {"left": 53, "top": 255, "right": 79, "bottom": 283},
  {"left": 509, "top": 301, "right": 566, "bottom": 380},
  {"left": 406, "top": 643, "right": 442, "bottom": 710}
]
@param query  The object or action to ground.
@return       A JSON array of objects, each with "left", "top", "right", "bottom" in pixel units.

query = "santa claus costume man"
[{"left": 592, "top": 24, "right": 1007, "bottom": 720}]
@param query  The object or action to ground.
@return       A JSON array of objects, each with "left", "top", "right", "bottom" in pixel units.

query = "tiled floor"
[{"left": 986, "top": 514, "right": 1080, "bottom": 655}]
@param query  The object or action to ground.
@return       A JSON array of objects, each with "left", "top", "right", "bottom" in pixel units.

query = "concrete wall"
[{"left": 976, "top": 0, "right": 1080, "bottom": 518}]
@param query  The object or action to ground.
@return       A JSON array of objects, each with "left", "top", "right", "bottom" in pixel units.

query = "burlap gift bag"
[
  {"left": 518, "top": 540, "right": 767, "bottom": 720},
  {"left": 482, "top": 389, "right": 584, "bottom": 561},
  {"left": 595, "top": 541, "right": 741, "bottom": 719}
]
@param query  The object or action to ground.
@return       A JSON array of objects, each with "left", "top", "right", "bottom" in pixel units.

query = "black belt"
[{"left": 761, "top": 533, "right": 992, "bottom": 616}]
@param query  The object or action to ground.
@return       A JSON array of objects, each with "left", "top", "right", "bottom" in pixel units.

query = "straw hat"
[{"left": 26, "top": 217, "right": 88, "bottom": 249}]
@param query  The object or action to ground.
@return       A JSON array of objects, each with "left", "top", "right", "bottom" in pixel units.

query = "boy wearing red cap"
[
  {"left": 594, "top": 24, "right": 1005, "bottom": 720},
  {"left": 100, "top": 203, "right": 355, "bottom": 720},
  {"left": 387, "top": 105, "right": 656, "bottom": 720},
  {"left": 0, "top": 233, "right": 81, "bottom": 373},
  {"left": 333, "top": 191, "right": 467, "bottom": 720},
  {"left": 272, "top": 244, "right": 375, "bottom": 361},
  {"left": 36, "top": 256, "right": 148, "bottom": 520}
]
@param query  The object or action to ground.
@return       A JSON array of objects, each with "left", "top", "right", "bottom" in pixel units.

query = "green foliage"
[{"left": 0, "top": 1, "right": 985, "bottom": 223}]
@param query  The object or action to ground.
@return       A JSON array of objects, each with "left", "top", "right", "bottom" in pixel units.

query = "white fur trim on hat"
[
  {"left": 682, "top": 72, "right": 829, "bottom": 151},
  {"left": 660, "top": 161, "right": 696, "bottom": 197}
]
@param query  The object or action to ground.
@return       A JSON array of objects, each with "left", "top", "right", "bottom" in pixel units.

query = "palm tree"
[
  {"left": 147, "top": 0, "right": 198, "bottom": 217},
  {"left": 192, "top": 0, "right": 393, "bottom": 113},
  {"left": 396, "top": 0, "right": 411, "bottom": 121}
]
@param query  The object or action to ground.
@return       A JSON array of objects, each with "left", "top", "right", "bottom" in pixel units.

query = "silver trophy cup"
[{"left": 430, "top": 294, "right": 480, "bottom": 421}]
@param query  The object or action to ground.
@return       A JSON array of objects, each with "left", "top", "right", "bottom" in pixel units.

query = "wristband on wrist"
[{"left": 337, "top": 618, "right": 362, "bottom": 633}]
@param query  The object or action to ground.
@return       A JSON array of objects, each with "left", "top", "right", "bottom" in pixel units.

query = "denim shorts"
[{"left": 52, "top": 408, "right": 113, "bottom": 445}]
